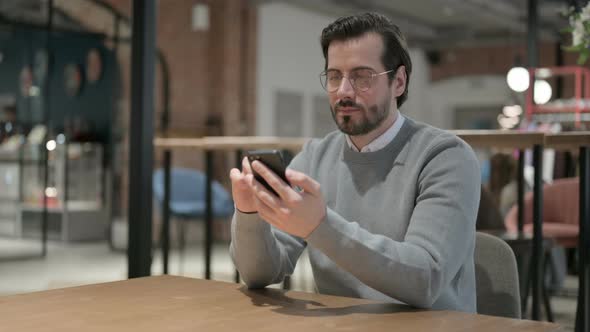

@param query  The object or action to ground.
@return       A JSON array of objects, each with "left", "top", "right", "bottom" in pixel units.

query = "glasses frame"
[{"left": 319, "top": 68, "right": 394, "bottom": 93}]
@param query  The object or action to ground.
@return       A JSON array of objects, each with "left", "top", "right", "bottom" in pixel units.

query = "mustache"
[{"left": 335, "top": 99, "right": 363, "bottom": 110}]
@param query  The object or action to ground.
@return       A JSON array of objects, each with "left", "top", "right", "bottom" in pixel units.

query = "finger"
[
  {"left": 251, "top": 176, "right": 283, "bottom": 210},
  {"left": 255, "top": 195, "right": 283, "bottom": 227},
  {"left": 285, "top": 169, "right": 321, "bottom": 195},
  {"left": 255, "top": 186, "right": 285, "bottom": 211},
  {"left": 251, "top": 160, "right": 294, "bottom": 200},
  {"left": 229, "top": 168, "right": 242, "bottom": 183},
  {"left": 230, "top": 168, "right": 251, "bottom": 191},
  {"left": 242, "top": 157, "right": 253, "bottom": 175},
  {"left": 245, "top": 173, "right": 254, "bottom": 187},
  {"left": 250, "top": 177, "right": 293, "bottom": 219}
]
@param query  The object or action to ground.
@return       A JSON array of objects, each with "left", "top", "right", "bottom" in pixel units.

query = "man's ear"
[{"left": 392, "top": 65, "right": 407, "bottom": 98}]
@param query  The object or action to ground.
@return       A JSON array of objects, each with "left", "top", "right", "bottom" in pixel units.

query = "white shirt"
[{"left": 345, "top": 113, "right": 405, "bottom": 153}]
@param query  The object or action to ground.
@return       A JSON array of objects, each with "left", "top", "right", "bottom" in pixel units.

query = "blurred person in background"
[
  {"left": 489, "top": 152, "right": 520, "bottom": 218},
  {"left": 0, "top": 104, "right": 17, "bottom": 143}
]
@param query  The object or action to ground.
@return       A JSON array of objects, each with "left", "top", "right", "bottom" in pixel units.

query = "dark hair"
[
  {"left": 320, "top": 12, "right": 412, "bottom": 108},
  {"left": 489, "top": 153, "right": 516, "bottom": 206},
  {"left": 2, "top": 104, "right": 16, "bottom": 114}
]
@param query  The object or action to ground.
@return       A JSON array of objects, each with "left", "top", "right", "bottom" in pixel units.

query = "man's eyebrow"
[
  {"left": 351, "top": 66, "right": 376, "bottom": 71},
  {"left": 325, "top": 66, "right": 376, "bottom": 72}
]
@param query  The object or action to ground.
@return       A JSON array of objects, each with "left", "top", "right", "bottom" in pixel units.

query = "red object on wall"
[{"left": 526, "top": 66, "right": 590, "bottom": 128}]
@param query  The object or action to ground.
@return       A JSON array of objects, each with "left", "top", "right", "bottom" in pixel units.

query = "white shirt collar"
[{"left": 345, "top": 113, "right": 405, "bottom": 153}]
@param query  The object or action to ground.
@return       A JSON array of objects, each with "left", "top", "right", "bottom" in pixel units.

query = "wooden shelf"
[
  {"left": 154, "top": 136, "right": 309, "bottom": 151},
  {"left": 545, "top": 132, "right": 590, "bottom": 149},
  {"left": 451, "top": 130, "right": 545, "bottom": 149}
]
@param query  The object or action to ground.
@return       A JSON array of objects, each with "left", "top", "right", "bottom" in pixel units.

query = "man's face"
[{"left": 325, "top": 33, "right": 399, "bottom": 136}]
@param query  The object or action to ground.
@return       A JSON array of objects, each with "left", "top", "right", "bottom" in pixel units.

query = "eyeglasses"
[{"left": 319, "top": 68, "right": 394, "bottom": 93}]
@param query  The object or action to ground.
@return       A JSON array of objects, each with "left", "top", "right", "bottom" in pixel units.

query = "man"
[{"left": 229, "top": 12, "right": 480, "bottom": 312}]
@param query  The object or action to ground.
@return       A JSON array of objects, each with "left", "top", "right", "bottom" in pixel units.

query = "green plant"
[{"left": 563, "top": 4, "right": 590, "bottom": 65}]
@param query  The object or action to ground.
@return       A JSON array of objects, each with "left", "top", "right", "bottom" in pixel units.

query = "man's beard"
[{"left": 330, "top": 97, "right": 390, "bottom": 136}]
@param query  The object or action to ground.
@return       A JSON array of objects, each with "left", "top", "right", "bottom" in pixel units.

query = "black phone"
[{"left": 246, "top": 149, "right": 289, "bottom": 196}]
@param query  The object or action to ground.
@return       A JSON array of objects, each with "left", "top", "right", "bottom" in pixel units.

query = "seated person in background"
[
  {"left": 476, "top": 186, "right": 505, "bottom": 231},
  {"left": 489, "top": 153, "right": 520, "bottom": 218},
  {"left": 229, "top": 13, "right": 480, "bottom": 312},
  {"left": 0, "top": 104, "right": 17, "bottom": 143}
]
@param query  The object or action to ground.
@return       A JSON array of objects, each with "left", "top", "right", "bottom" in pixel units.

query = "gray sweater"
[{"left": 230, "top": 117, "right": 480, "bottom": 312}]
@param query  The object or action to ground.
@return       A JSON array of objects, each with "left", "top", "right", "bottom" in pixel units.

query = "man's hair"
[{"left": 320, "top": 12, "right": 412, "bottom": 108}]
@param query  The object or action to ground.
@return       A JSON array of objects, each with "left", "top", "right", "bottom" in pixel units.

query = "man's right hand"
[{"left": 229, "top": 157, "right": 257, "bottom": 213}]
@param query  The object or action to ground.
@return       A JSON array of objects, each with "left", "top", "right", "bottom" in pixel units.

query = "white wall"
[
  {"left": 257, "top": 3, "right": 335, "bottom": 136},
  {"left": 401, "top": 49, "right": 431, "bottom": 124},
  {"left": 427, "top": 75, "right": 513, "bottom": 129},
  {"left": 257, "top": 3, "right": 512, "bottom": 134}
]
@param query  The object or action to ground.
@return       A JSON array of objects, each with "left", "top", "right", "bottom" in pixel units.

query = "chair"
[
  {"left": 504, "top": 177, "right": 579, "bottom": 321},
  {"left": 505, "top": 177, "right": 579, "bottom": 248},
  {"left": 153, "top": 168, "right": 234, "bottom": 266},
  {"left": 475, "top": 232, "right": 521, "bottom": 319}
]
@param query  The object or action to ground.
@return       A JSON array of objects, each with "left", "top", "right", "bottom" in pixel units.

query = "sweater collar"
[
  {"left": 341, "top": 116, "right": 416, "bottom": 165},
  {"left": 345, "top": 114, "right": 405, "bottom": 153}
]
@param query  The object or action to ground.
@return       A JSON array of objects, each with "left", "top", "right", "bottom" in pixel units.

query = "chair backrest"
[
  {"left": 504, "top": 177, "right": 579, "bottom": 231},
  {"left": 153, "top": 167, "right": 233, "bottom": 213},
  {"left": 474, "top": 232, "right": 521, "bottom": 319}
]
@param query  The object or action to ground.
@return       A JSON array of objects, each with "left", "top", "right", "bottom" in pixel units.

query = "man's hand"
[
  {"left": 229, "top": 157, "right": 257, "bottom": 213},
  {"left": 250, "top": 161, "right": 326, "bottom": 238}
]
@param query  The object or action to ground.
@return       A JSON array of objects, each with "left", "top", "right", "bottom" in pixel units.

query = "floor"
[{"left": 0, "top": 235, "right": 578, "bottom": 331}]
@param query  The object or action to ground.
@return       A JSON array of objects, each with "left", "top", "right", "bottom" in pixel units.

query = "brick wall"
[
  {"left": 57, "top": 0, "right": 256, "bottom": 216},
  {"left": 430, "top": 41, "right": 584, "bottom": 98}
]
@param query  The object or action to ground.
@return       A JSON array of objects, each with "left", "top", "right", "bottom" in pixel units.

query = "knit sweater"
[{"left": 230, "top": 117, "right": 481, "bottom": 312}]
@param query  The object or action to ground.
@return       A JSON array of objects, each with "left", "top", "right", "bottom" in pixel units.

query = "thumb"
[{"left": 286, "top": 169, "right": 320, "bottom": 195}]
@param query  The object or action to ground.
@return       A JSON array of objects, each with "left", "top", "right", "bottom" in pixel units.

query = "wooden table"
[
  {"left": 154, "top": 136, "right": 308, "bottom": 152},
  {"left": 153, "top": 137, "right": 308, "bottom": 280},
  {"left": 452, "top": 130, "right": 545, "bottom": 149},
  {"left": 0, "top": 276, "right": 560, "bottom": 331}
]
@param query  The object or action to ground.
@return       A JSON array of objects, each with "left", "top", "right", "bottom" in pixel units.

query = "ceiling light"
[
  {"left": 506, "top": 67, "right": 529, "bottom": 92},
  {"left": 533, "top": 80, "right": 552, "bottom": 105},
  {"left": 46, "top": 140, "right": 56, "bottom": 151},
  {"left": 502, "top": 105, "right": 523, "bottom": 117}
]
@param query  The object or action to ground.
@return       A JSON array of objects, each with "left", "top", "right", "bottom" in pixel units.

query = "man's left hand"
[{"left": 250, "top": 161, "right": 326, "bottom": 238}]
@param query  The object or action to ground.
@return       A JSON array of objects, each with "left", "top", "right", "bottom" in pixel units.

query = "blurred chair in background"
[
  {"left": 475, "top": 232, "right": 521, "bottom": 319},
  {"left": 153, "top": 167, "right": 234, "bottom": 270}
]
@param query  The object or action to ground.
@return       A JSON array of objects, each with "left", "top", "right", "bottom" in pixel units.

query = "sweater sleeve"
[
  {"left": 229, "top": 211, "right": 306, "bottom": 288},
  {"left": 305, "top": 139, "right": 481, "bottom": 308},
  {"left": 229, "top": 141, "right": 314, "bottom": 288}
]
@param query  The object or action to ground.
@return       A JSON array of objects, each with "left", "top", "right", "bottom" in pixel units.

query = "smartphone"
[{"left": 246, "top": 149, "right": 289, "bottom": 196}]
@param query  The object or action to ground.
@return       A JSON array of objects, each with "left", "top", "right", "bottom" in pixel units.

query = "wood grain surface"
[{"left": 0, "top": 275, "right": 560, "bottom": 332}]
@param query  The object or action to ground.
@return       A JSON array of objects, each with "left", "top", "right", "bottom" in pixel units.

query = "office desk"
[{"left": 0, "top": 275, "right": 559, "bottom": 332}]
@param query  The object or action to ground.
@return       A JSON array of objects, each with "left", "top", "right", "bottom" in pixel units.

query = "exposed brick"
[{"left": 56, "top": 0, "right": 256, "bottom": 216}]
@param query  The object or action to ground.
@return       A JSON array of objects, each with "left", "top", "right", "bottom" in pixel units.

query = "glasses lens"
[
  {"left": 322, "top": 71, "right": 342, "bottom": 92},
  {"left": 351, "top": 69, "right": 374, "bottom": 91},
  {"left": 320, "top": 73, "right": 329, "bottom": 91}
]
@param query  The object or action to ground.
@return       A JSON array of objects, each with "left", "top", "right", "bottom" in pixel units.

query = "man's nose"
[{"left": 336, "top": 77, "right": 355, "bottom": 99}]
